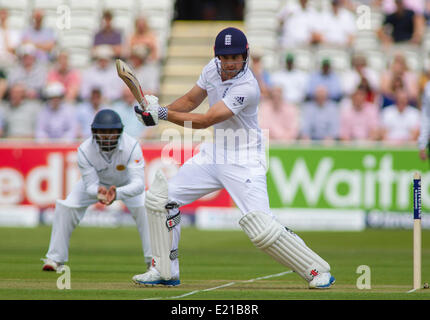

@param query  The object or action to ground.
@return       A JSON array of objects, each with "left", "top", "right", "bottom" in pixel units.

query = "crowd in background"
[
  {"left": 0, "top": 0, "right": 428, "bottom": 145},
  {"left": 0, "top": 7, "right": 160, "bottom": 141},
  {"left": 255, "top": 0, "right": 428, "bottom": 145}
]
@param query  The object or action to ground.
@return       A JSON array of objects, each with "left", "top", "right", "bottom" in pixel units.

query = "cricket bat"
[{"left": 115, "top": 59, "right": 148, "bottom": 110}]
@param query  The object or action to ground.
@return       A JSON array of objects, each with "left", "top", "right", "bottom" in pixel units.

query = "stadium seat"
[
  {"left": 315, "top": 48, "right": 351, "bottom": 72},
  {"left": 138, "top": 0, "right": 173, "bottom": 11},
  {"left": 285, "top": 48, "right": 315, "bottom": 72},
  {"left": 245, "top": 14, "right": 278, "bottom": 32},
  {"left": 69, "top": 13, "right": 99, "bottom": 32},
  {"left": 42, "top": 14, "right": 61, "bottom": 30},
  {"left": 68, "top": 50, "right": 92, "bottom": 69},
  {"left": 33, "top": 0, "right": 66, "bottom": 12},
  {"left": 112, "top": 12, "right": 135, "bottom": 35},
  {"left": 0, "top": 0, "right": 30, "bottom": 13},
  {"left": 245, "top": 0, "right": 281, "bottom": 12},
  {"left": 6, "top": 14, "right": 27, "bottom": 30},
  {"left": 363, "top": 50, "right": 387, "bottom": 73},
  {"left": 371, "top": 10, "right": 384, "bottom": 31},
  {"left": 68, "top": 0, "right": 102, "bottom": 12},
  {"left": 59, "top": 31, "right": 94, "bottom": 50},
  {"left": 402, "top": 49, "right": 422, "bottom": 73},
  {"left": 103, "top": 0, "right": 138, "bottom": 13},
  {"left": 247, "top": 34, "right": 277, "bottom": 52}
]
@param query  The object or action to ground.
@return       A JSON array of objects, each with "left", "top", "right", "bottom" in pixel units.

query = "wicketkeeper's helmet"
[{"left": 91, "top": 109, "right": 124, "bottom": 152}]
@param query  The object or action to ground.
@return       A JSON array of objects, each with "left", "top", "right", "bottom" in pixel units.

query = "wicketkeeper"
[{"left": 42, "top": 109, "right": 152, "bottom": 271}]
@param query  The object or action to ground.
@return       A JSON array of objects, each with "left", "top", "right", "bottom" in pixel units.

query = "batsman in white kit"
[
  {"left": 42, "top": 109, "right": 152, "bottom": 271},
  {"left": 132, "top": 28, "right": 335, "bottom": 288}
]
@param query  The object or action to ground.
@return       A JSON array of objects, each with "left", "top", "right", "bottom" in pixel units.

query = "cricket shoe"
[
  {"left": 132, "top": 267, "right": 180, "bottom": 287},
  {"left": 308, "top": 272, "right": 335, "bottom": 289},
  {"left": 41, "top": 258, "right": 64, "bottom": 272}
]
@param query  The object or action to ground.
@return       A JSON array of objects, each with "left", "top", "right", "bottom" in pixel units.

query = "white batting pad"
[
  {"left": 239, "top": 211, "right": 330, "bottom": 282},
  {"left": 146, "top": 170, "right": 169, "bottom": 213},
  {"left": 147, "top": 210, "right": 174, "bottom": 280},
  {"left": 145, "top": 170, "right": 172, "bottom": 280}
]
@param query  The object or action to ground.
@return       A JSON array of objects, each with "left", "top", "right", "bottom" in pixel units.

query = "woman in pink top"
[
  {"left": 258, "top": 86, "right": 299, "bottom": 142},
  {"left": 339, "top": 87, "right": 380, "bottom": 142},
  {"left": 46, "top": 50, "right": 81, "bottom": 103}
]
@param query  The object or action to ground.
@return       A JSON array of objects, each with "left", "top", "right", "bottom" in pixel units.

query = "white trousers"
[
  {"left": 165, "top": 151, "right": 273, "bottom": 278},
  {"left": 45, "top": 180, "right": 152, "bottom": 264}
]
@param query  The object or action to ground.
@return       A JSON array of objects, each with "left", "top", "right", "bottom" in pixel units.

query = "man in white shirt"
[
  {"left": 418, "top": 81, "right": 430, "bottom": 160},
  {"left": 318, "top": 0, "right": 357, "bottom": 47},
  {"left": 80, "top": 45, "right": 123, "bottom": 102},
  {"left": 131, "top": 28, "right": 335, "bottom": 289},
  {"left": 0, "top": 8, "right": 21, "bottom": 67},
  {"left": 381, "top": 88, "right": 420, "bottom": 143},
  {"left": 270, "top": 53, "right": 308, "bottom": 105},
  {"left": 277, "top": 0, "right": 322, "bottom": 49},
  {"left": 42, "top": 109, "right": 152, "bottom": 272}
]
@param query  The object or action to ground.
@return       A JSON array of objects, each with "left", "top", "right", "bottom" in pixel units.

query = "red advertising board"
[{"left": 0, "top": 142, "right": 233, "bottom": 210}]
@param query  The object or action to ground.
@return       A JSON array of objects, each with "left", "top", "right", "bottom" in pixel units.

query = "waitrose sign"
[{"left": 267, "top": 146, "right": 429, "bottom": 211}]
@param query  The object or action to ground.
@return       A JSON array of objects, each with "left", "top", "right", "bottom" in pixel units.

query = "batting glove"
[{"left": 134, "top": 95, "right": 168, "bottom": 126}]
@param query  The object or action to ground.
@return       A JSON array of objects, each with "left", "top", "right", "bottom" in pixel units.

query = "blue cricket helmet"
[
  {"left": 214, "top": 27, "right": 249, "bottom": 57},
  {"left": 91, "top": 109, "right": 124, "bottom": 152},
  {"left": 91, "top": 109, "right": 124, "bottom": 131}
]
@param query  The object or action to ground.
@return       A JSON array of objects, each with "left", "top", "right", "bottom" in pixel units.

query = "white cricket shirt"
[
  {"left": 419, "top": 82, "right": 430, "bottom": 149},
  {"left": 196, "top": 58, "right": 265, "bottom": 164},
  {"left": 77, "top": 132, "right": 146, "bottom": 201}
]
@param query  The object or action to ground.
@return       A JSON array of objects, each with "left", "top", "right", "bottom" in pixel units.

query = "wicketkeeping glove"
[{"left": 134, "top": 95, "right": 168, "bottom": 126}]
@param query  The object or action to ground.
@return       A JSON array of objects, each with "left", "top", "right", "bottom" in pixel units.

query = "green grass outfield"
[{"left": 0, "top": 226, "right": 429, "bottom": 300}]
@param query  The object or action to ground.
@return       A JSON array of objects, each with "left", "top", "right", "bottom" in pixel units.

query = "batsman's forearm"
[
  {"left": 167, "top": 110, "right": 209, "bottom": 129},
  {"left": 167, "top": 95, "right": 200, "bottom": 113}
]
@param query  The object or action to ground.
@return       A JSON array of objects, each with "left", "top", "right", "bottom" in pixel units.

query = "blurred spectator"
[
  {"left": 249, "top": 48, "right": 271, "bottom": 99},
  {"left": 277, "top": 0, "right": 322, "bottom": 48},
  {"left": 380, "top": 52, "right": 418, "bottom": 107},
  {"left": 306, "top": 58, "right": 343, "bottom": 102},
  {"left": 318, "top": 0, "right": 357, "bottom": 47},
  {"left": 113, "top": 85, "right": 148, "bottom": 139},
  {"left": 425, "top": 0, "right": 430, "bottom": 25},
  {"left": 418, "top": 79, "right": 430, "bottom": 160},
  {"left": 21, "top": 9, "right": 57, "bottom": 63},
  {"left": 47, "top": 50, "right": 81, "bottom": 103},
  {"left": 380, "top": 0, "right": 425, "bottom": 15},
  {"left": 0, "top": 107, "right": 3, "bottom": 137},
  {"left": 271, "top": 53, "right": 308, "bottom": 105},
  {"left": 342, "top": 54, "right": 379, "bottom": 102},
  {"left": 0, "top": 8, "right": 20, "bottom": 67},
  {"left": 80, "top": 45, "right": 122, "bottom": 102},
  {"left": 0, "top": 83, "right": 41, "bottom": 138},
  {"left": 127, "top": 15, "right": 160, "bottom": 63},
  {"left": 93, "top": 10, "right": 123, "bottom": 58},
  {"left": 0, "top": 68, "right": 7, "bottom": 100},
  {"left": 258, "top": 86, "right": 299, "bottom": 141},
  {"left": 127, "top": 45, "right": 160, "bottom": 96},
  {"left": 76, "top": 87, "right": 109, "bottom": 139},
  {"left": 300, "top": 86, "right": 339, "bottom": 141},
  {"left": 339, "top": 87, "right": 380, "bottom": 141},
  {"left": 8, "top": 43, "right": 47, "bottom": 99},
  {"left": 35, "top": 82, "right": 78, "bottom": 141},
  {"left": 378, "top": 0, "right": 424, "bottom": 47},
  {"left": 381, "top": 88, "right": 420, "bottom": 143}
]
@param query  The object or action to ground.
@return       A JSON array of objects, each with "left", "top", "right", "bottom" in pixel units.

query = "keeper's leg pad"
[
  {"left": 145, "top": 170, "right": 180, "bottom": 280},
  {"left": 239, "top": 211, "right": 330, "bottom": 282}
]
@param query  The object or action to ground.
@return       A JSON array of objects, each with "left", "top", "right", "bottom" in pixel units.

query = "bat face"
[{"left": 115, "top": 59, "right": 148, "bottom": 109}]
